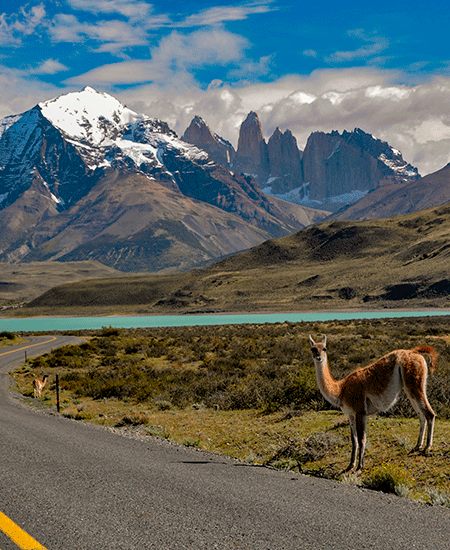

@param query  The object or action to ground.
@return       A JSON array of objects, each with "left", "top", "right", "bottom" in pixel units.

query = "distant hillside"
[
  {"left": 22, "top": 202, "right": 450, "bottom": 315},
  {"left": 331, "top": 163, "right": 450, "bottom": 220},
  {"left": 0, "top": 260, "right": 127, "bottom": 309}
]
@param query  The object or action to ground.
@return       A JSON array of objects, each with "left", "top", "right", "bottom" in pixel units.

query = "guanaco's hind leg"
[
  {"left": 355, "top": 413, "right": 367, "bottom": 472},
  {"left": 408, "top": 393, "right": 435, "bottom": 451},
  {"left": 402, "top": 360, "right": 435, "bottom": 452}
]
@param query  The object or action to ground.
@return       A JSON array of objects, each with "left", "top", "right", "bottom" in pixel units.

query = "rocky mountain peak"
[
  {"left": 267, "top": 127, "right": 303, "bottom": 192},
  {"left": 182, "top": 115, "right": 234, "bottom": 166},
  {"left": 233, "top": 111, "right": 269, "bottom": 178},
  {"left": 299, "top": 128, "right": 421, "bottom": 204},
  {"left": 182, "top": 114, "right": 422, "bottom": 213}
]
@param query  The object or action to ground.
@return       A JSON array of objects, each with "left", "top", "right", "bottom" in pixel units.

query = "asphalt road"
[{"left": 1, "top": 336, "right": 450, "bottom": 549}]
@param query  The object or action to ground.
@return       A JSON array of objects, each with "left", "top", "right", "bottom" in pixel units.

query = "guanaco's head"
[{"left": 309, "top": 335, "right": 327, "bottom": 363}]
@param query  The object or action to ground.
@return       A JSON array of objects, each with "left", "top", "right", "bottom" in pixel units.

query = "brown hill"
[
  {"left": 0, "top": 260, "right": 126, "bottom": 309},
  {"left": 332, "top": 163, "right": 450, "bottom": 220},
  {"left": 22, "top": 202, "right": 450, "bottom": 315},
  {"left": 1, "top": 170, "right": 326, "bottom": 273}
]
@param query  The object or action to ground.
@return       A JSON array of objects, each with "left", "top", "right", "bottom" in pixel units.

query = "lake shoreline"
[{"left": 1, "top": 308, "right": 450, "bottom": 332}]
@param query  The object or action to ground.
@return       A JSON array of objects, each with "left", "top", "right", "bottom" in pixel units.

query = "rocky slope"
[{"left": 330, "top": 163, "right": 450, "bottom": 221}]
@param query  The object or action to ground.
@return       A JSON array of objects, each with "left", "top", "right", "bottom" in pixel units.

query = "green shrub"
[
  {"left": 22, "top": 319, "right": 450, "bottom": 413},
  {"left": 99, "top": 326, "right": 122, "bottom": 337},
  {"left": 363, "top": 463, "right": 414, "bottom": 495},
  {"left": 115, "top": 413, "right": 150, "bottom": 426}
]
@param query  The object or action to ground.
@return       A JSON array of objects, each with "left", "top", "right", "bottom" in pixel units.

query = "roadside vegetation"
[
  {"left": 0, "top": 330, "right": 23, "bottom": 348},
  {"left": 11, "top": 316, "right": 450, "bottom": 506}
]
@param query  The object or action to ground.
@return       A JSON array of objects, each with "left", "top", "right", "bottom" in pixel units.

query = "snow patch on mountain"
[
  {"left": 262, "top": 184, "right": 369, "bottom": 208},
  {"left": 42, "top": 181, "right": 63, "bottom": 204},
  {"left": 0, "top": 114, "right": 21, "bottom": 140},
  {"left": 378, "top": 152, "right": 418, "bottom": 177},
  {"left": 326, "top": 141, "right": 341, "bottom": 160},
  {"left": 40, "top": 86, "right": 138, "bottom": 146}
]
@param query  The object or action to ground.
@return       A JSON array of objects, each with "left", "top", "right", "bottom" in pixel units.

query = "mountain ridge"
[
  {"left": 181, "top": 112, "right": 421, "bottom": 213},
  {"left": 0, "top": 87, "right": 326, "bottom": 272}
]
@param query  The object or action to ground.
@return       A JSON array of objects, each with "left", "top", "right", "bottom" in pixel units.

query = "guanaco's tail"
[{"left": 411, "top": 345, "right": 438, "bottom": 374}]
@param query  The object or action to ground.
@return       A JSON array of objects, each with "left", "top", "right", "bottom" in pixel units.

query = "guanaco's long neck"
[{"left": 314, "top": 355, "right": 342, "bottom": 408}]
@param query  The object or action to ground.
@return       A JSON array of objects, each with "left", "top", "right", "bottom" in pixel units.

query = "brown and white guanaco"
[
  {"left": 309, "top": 335, "right": 437, "bottom": 472},
  {"left": 33, "top": 375, "right": 49, "bottom": 399}
]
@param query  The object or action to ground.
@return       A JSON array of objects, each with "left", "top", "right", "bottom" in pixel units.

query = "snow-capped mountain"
[
  {"left": 0, "top": 87, "right": 326, "bottom": 272},
  {"left": 38, "top": 86, "right": 197, "bottom": 175}
]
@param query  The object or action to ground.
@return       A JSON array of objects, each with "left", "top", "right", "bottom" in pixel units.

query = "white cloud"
[
  {"left": 47, "top": 0, "right": 170, "bottom": 54},
  {"left": 67, "top": 0, "right": 152, "bottom": 19},
  {"left": 0, "top": 58, "right": 69, "bottom": 81},
  {"left": 116, "top": 70, "right": 450, "bottom": 176},
  {"left": 66, "top": 0, "right": 170, "bottom": 27},
  {"left": 178, "top": 1, "right": 275, "bottom": 27},
  {"left": 66, "top": 28, "right": 250, "bottom": 85},
  {"left": 49, "top": 13, "right": 150, "bottom": 51},
  {"left": 411, "top": 119, "right": 450, "bottom": 144},
  {"left": 326, "top": 30, "right": 389, "bottom": 64},
  {"left": 365, "top": 85, "right": 411, "bottom": 101},
  {"left": 0, "top": 70, "right": 61, "bottom": 119},
  {"left": 32, "top": 59, "right": 70, "bottom": 75},
  {"left": 0, "top": 3, "right": 46, "bottom": 45},
  {"left": 227, "top": 55, "right": 273, "bottom": 79}
]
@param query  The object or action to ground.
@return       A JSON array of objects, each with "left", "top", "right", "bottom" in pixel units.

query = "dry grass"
[{"left": 0, "top": 332, "right": 24, "bottom": 348}]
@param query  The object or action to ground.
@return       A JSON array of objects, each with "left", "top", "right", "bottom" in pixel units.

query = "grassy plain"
[{"left": 11, "top": 316, "right": 450, "bottom": 506}]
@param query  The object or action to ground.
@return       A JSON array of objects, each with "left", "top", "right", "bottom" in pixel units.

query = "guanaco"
[
  {"left": 33, "top": 375, "right": 49, "bottom": 399},
  {"left": 309, "top": 335, "right": 437, "bottom": 472}
]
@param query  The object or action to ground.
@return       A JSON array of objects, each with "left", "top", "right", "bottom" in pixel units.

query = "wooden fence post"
[{"left": 56, "top": 373, "right": 60, "bottom": 413}]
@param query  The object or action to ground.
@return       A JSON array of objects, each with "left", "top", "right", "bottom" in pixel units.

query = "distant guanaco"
[
  {"left": 309, "top": 335, "right": 437, "bottom": 472},
  {"left": 33, "top": 375, "right": 49, "bottom": 399}
]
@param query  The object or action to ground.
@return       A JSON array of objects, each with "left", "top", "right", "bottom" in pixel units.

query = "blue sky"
[{"left": 1, "top": 0, "right": 450, "bottom": 175}]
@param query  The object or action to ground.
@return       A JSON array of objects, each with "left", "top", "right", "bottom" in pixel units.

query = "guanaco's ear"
[
  {"left": 309, "top": 335, "right": 315, "bottom": 346},
  {"left": 321, "top": 335, "right": 327, "bottom": 345}
]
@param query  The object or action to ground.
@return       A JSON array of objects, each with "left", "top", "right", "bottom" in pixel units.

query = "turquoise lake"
[{"left": 1, "top": 310, "right": 450, "bottom": 332}]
